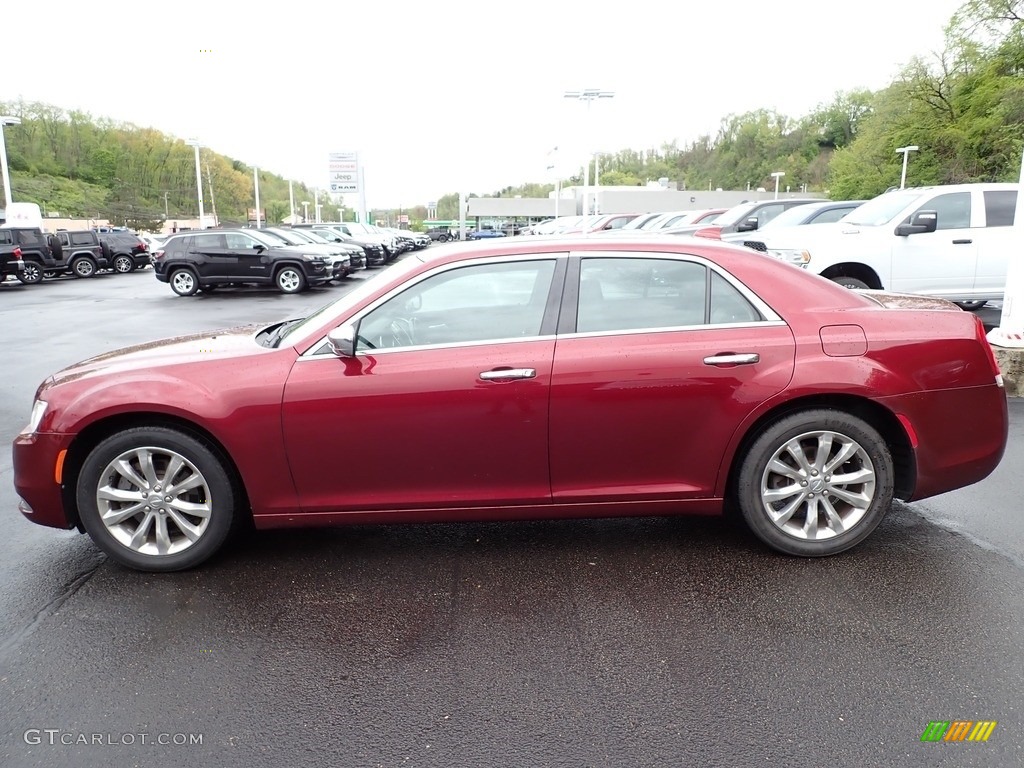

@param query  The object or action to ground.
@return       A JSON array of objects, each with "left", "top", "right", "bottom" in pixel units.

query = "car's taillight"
[
  {"left": 693, "top": 226, "right": 723, "bottom": 239},
  {"left": 140, "top": 242, "right": 148, "bottom": 251},
  {"left": 152, "top": 249, "right": 165, "bottom": 261},
  {"left": 975, "top": 315, "right": 1004, "bottom": 386},
  {"left": 13, "top": 247, "right": 22, "bottom": 260}
]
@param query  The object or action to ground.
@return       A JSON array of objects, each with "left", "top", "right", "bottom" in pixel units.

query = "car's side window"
[
  {"left": 576, "top": 258, "right": 708, "bottom": 332},
  {"left": 709, "top": 271, "right": 762, "bottom": 324},
  {"left": 192, "top": 233, "right": 226, "bottom": 249},
  {"left": 983, "top": 190, "right": 1017, "bottom": 227},
  {"left": 357, "top": 259, "right": 557, "bottom": 351},
  {"left": 757, "top": 204, "right": 788, "bottom": 227},
  {"left": 809, "top": 207, "right": 851, "bottom": 224},
  {"left": 917, "top": 192, "right": 972, "bottom": 230},
  {"left": 225, "top": 233, "right": 259, "bottom": 250}
]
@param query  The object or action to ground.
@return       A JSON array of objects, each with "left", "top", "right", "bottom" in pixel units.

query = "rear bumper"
[
  {"left": 12, "top": 432, "right": 76, "bottom": 530},
  {"left": 883, "top": 383, "right": 1008, "bottom": 501}
]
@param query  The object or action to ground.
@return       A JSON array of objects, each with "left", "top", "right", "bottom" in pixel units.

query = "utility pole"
[
  {"left": 163, "top": 191, "right": 170, "bottom": 218},
  {"left": 205, "top": 159, "right": 218, "bottom": 226}
]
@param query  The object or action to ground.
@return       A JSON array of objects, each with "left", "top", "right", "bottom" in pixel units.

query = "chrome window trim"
[
  {"left": 561, "top": 319, "right": 789, "bottom": 343},
  {"left": 299, "top": 252, "right": 568, "bottom": 359},
  {"left": 298, "top": 333, "right": 560, "bottom": 361}
]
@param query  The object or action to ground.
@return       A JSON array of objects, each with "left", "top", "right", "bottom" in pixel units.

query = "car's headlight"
[
  {"left": 301, "top": 254, "right": 327, "bottom": 262},
  {"left": 21, "top": 399, "right": 48, "bottom": 435},
  {"left": 766, "top": 248, "right": 811, "bottom": 266}
]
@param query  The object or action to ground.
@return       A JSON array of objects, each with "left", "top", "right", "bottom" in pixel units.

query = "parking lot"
[{"left": 2, "top": 267, "right": 1023, "bottom": 767}]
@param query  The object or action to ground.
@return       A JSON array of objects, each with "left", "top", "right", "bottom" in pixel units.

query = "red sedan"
[{"left": 13, "top": 237, "right": 1008, "bottom": 571}]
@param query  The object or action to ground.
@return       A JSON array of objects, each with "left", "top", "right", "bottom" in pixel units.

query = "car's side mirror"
[
  {"left": 895, "top": 211, "right": 937, "bottom": 236},
  {"left": 327, "top": 324, "right": 357, "bottom": 357},
  {"left": 736, "top": 216, "right": 759, "bottom": 232},
  {"left": 252, "top": 244, "right": 265, "bottom": 252}
]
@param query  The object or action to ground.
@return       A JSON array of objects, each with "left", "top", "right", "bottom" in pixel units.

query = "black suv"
[
  {"left": 0, "top": 227, "right": 58, "bottom": 284},
  {"left": 49, "top": 230, "right": 109, "bottom": 278},
  {"left": 152, "top": 228, "right": 338, "bottom": 296},
  {"left": 98, "top": 231, "right": 149, "bottom": 273}
]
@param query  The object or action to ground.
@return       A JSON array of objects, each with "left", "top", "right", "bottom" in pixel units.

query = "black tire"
[
  {"left": 113, "top": 254, "right": 134, "bottom": 274},
  {"left": 275, "top": 266, "right": 307, "bottom": 294},
  {"left": 75, "top": 426, "right": 238, "bottom": 572},
  {"left": 831, "top": 276, "right": 870, "bottom": 290},
  {"left": 70, "top": 257, "right": 97, "bottom": 278},
  {"left": 17, "top": 261, "right": 43, "bottom": 284},
  {"left": 169, "top": 268, "right": 199, "bottom": 296},
  {"left": 47, "top": 234, "right": 63, "bottom": 260},
  {"left": 438, "top": 234, "right": 449, "bottom": 243},
  {"left": 735, "top": 409, "right": 894, "bottom": 557},
  {"left": 955, "top": 300, "right": 987, "bottom": 311}
]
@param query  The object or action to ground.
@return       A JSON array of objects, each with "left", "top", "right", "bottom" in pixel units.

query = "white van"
[{"left": 747, "top": 183, "right": 1019, "bottom": 308}]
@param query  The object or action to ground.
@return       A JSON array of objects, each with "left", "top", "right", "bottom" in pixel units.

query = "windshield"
[
  {"left": 299, "top": 230, "right": 331, "bottom": 243},
  {"left": 620, "top": 213, "right": 661, "bottom": 230},
  {"left": 266, "top": 229, "right": 308, "bottom": 245},
  {"left": 711, "top": 202, "right": 759, "bottom": 228},
  {"left": 248, "top": 229, "right": 286, "bottom": 247},
  {"left": 277, "top": 255, "right": 426, "bottom": 348},
  {"left": 758, "top": 204, "right": 824, "bottom": 230},
  {"left": 843, "top": 190, "right": 924, "bottom": 226}
]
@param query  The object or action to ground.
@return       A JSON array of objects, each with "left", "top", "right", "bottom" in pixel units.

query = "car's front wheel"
[
  {"left": 735, "top": 409, "right": 894, "bottom": 557},
  {"left": 170, "top": 269, "right": 199, "bottom": 296},
  {"left": 275, "top": 266, "right": 306, "bottom": 294},
  {"left": 76, "top": 427, "right": 238, "bottom": 572}
]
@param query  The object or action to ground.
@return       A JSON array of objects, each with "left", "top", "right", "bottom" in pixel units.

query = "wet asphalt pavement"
[{"left": 1, "top": 269, "right": 1022, "bottom": 767}]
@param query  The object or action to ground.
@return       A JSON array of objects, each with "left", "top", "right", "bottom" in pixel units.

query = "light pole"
[
  {"left": 771, "top": 171, "right": 786, "bottom": 200},
  {"left": 314, "top": 188, "right": 321, "bottom": 223},
  {"left": 187, "top": 139, "right": 205, "bottom": 228},
  {"left": 0, "top": 115, "right": 21, "bottom": 211},
  {"left": 895, "top": 145, "right": 919, "bottom": 189},
  {"left": 546, "top": 146, "right": 560, "bottom": 221},
  {"left": 564, "top": 89, "right": 615, "bottom": 227},
  {"left": 301, "top": 201, "right": 310, "bottom": 222},
  {"left": 253, "top": 167, "right": 261, "bottom": 229}
]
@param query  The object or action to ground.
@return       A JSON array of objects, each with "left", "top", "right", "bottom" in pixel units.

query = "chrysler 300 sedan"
[{"left": 13, "top": 237, "right": 1008, "bottom": 571}]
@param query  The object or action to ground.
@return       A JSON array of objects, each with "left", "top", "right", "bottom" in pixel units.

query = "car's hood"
[
  {"left": 47, "top": 324, "right": 267, "bottom": 388},
  {"left": 745, "top": 221, "right": 878, "bottom": 249}
]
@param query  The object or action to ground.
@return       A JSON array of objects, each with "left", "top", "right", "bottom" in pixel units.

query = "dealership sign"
[{"left": 328, "top": 152, "right": 361, "bottom": 194}]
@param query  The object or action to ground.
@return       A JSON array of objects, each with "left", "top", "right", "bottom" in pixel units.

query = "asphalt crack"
[{"left": 0, "top": 554, "right": 106, "bottom": 660}]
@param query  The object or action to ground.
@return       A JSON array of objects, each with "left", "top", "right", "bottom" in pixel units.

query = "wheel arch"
[
  {"left": 60, "top": 412, "right": 251, "bottom": 532},
  {"left": 819, "top": 263, "right": 883, "bottom": 290},
  {"left": 722, "top": 394, "right": 916, "bottom": 506}
]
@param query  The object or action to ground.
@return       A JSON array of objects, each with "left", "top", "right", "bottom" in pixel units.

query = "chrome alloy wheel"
[
  {"left": 277, "top": 268, "right": 302, "bottom": 292},
  {"left": 95, "top": 446, "right": 213, "bottom": 556},
  {"left": 758, "top": 430, "right": 876, "bottom": 541},
  {"left": 171, "top": 271, "right": 196, "bottom": 294}
]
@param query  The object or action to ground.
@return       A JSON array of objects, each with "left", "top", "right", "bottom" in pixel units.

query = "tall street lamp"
[
  {"left": 253, "top": 167, "right": 261, "bottom": 229},
  {"left": 186, "top": 139, "right": 205, "bottom": 228},
  {"left": 0, "top": 115, "right": 23, "bottom": 211},
  {"left": 771, "top": 171, "right": 786, "bottom": 200},
  {"left": 564, "top": 89, "right": 615, "bottom": 226},
  {"left": 895, "top": 145, "right": 919, "bottom": 189},
  {"left": 301, "top": 201, "right": 310, "bottom": 222}
]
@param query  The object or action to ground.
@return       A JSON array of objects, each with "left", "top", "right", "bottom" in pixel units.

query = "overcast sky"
[{"left": 4, "top": 0, "right": 966, "bottom": 209}]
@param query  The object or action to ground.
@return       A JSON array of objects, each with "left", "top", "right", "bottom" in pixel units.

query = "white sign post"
[{"left": 987, "top": 147, "right": 1024, "bottom": 348}]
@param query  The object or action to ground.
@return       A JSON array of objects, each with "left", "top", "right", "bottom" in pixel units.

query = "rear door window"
[{"left": 983, "top": 190, "right": 1017, "bottom": 227}]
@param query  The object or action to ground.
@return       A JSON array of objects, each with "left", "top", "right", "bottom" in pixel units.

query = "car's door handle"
[
  {"left": 952, "top": 239, "right": 972, "bottom": 244},
  {"left": 479, "top": 368, "right": 536, "bottom": 381},
  {"left": 703, "top": 353, "right": 760, "bottom": 366}
]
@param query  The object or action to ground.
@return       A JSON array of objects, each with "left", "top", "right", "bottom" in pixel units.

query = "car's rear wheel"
[
  {"left": 275, "top": 266, "right": 306, "bottom": 294},
  {"left": 17, "top": 262, "right": 42, "bottom": 284},
  {"left": 955, "top": 300, "right": 987, "bottom": 311},
  {"left": 71, "top": 257, "right": 97, "bottom": 278},
  {"left": 170, "top": 269, "right": 199, "bottom": 296},
  {"left": 831, "top": 276, "right": 870, "bottom": 290},
  {"left": 735, "top": 409, "right": 894, "bottom": 557},
  {"left": 113, "top": 255, "right": 134, "bottom": 273},
  {"left": 76, "top": 427, "right": 238, "bottom": 572}
]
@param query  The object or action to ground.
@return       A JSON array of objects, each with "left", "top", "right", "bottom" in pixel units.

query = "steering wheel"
[{"left": 389, "top": 317, "right": 417, "bottom": 347}]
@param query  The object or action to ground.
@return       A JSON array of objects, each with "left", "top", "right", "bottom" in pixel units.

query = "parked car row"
[
  {"left": 149, "top": 223, "right": 434, "bottom": 297},
  {"left": 1, "top": 227, "right": 153, "bottom": 286}
]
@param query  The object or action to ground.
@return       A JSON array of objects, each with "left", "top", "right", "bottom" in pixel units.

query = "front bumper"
[{"left": 13, "top": 432, "right": 76, "bottom": 530}]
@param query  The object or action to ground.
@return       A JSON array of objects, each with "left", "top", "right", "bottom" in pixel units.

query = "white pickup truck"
[{"left": 744, "top": 183, "right": 1019, "bottom": 309}]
